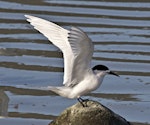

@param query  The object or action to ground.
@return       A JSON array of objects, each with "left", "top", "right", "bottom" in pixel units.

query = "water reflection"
[{"left": 89, "top": 93, "right": 140, "bottom": 102}]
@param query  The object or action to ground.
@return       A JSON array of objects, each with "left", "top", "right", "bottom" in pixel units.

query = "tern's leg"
[
  {"left": 77, "top": 97, "right": 85, "bottom": 107},
  {"left": 79, "top": 97, "right": 89, "bottom": 102},
  {"left": 77, "top": 97, "right": 89, "bottom": 107}
]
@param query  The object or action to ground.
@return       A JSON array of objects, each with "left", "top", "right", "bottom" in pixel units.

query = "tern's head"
[{"left": 92, "top": 65, "right": 119, "bottom": 77}]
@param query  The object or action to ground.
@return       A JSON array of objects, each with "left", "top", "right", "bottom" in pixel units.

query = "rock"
[
  {"left": 0, "top": 90, "right": 9, "bottom": 117},
  {"left": 49, "top": 100, "right": 131, "bottom": 125}
]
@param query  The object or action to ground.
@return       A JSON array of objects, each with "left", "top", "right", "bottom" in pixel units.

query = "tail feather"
[{"left": 48, "top": 86, "right": 72, "bottom": 98}]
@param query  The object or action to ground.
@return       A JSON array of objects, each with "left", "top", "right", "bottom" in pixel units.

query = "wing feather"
[
  {"left": 25, "top": 15, "right": 94, "bottom": 87},
  {"left": 67, "top": 27, "right": 94, "bottom": 87},
  {"left": 25, "top": 15, "right": 73, "bottom": 85}
]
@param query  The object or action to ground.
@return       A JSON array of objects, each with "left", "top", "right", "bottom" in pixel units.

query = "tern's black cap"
[{"left": 92, "top": 65, "right": 109, "bottom": 71}]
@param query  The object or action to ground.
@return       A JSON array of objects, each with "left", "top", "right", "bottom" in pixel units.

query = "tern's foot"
[{"left": 77, "top": 97, "right": 89, "bottom": 107}]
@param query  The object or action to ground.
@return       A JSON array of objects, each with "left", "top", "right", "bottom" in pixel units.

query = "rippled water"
[{"left": 0, "top": 0, "right": 150, "bottom": 125}]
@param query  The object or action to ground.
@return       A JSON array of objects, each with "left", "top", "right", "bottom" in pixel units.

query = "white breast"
[{"left": 69, "top": 72, "right": 102, "bottom": 98}]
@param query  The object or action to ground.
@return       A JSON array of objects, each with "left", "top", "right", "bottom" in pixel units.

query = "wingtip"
[
  {"left": 24, "top": 15, "right": 30, "bottom": 22},
  {"left": 24, "top": 14, "right": 36, "bottom": 19},
  {"left": 24, "top": 15, "right": 34, "bottom": 23},
  {"left": 24, "top": 14, "right": 30, "bottom": 18}
]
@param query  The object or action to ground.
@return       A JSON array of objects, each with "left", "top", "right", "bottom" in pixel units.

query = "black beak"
[{"left": 109, "top": 71, "right": 119, "bottom": 77}]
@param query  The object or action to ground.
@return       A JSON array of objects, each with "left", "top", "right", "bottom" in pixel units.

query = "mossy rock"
[{"left": 49, "top": 100, "right": 131, "bottom": 125}]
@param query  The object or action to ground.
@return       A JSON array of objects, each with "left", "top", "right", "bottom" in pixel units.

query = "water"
[{"left": 0, "top": 0, "right": 150, "bottom": 125}]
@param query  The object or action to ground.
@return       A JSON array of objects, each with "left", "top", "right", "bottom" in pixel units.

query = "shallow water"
[{"left": 0, "top": 0, "right": 150, "bottom": 125}]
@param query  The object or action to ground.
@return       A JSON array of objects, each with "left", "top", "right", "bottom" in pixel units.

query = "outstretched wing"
[
  {"left": 67, "top": 27, "right": 94, "bottom": 87},
  {"left": 25, "top": 15, "right": 94, "bottom": 87},
  {"left": 25, "top": 15, "right": 73, "bottom": 85}
]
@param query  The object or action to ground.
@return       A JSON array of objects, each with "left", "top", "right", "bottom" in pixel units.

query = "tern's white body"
[
  {"left": 49, "top": 70, "right": 106, "bottom": 99},
  {"left": 68, "top": 71, "right": 105, "bottom": 98},
  {"left": 25, "top": 15, "right": 116, "bottom": 100}
]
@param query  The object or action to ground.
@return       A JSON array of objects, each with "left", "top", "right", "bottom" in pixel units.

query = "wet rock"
[{"left": 49, "top": 100, "right": 131, "bottom": 125}]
